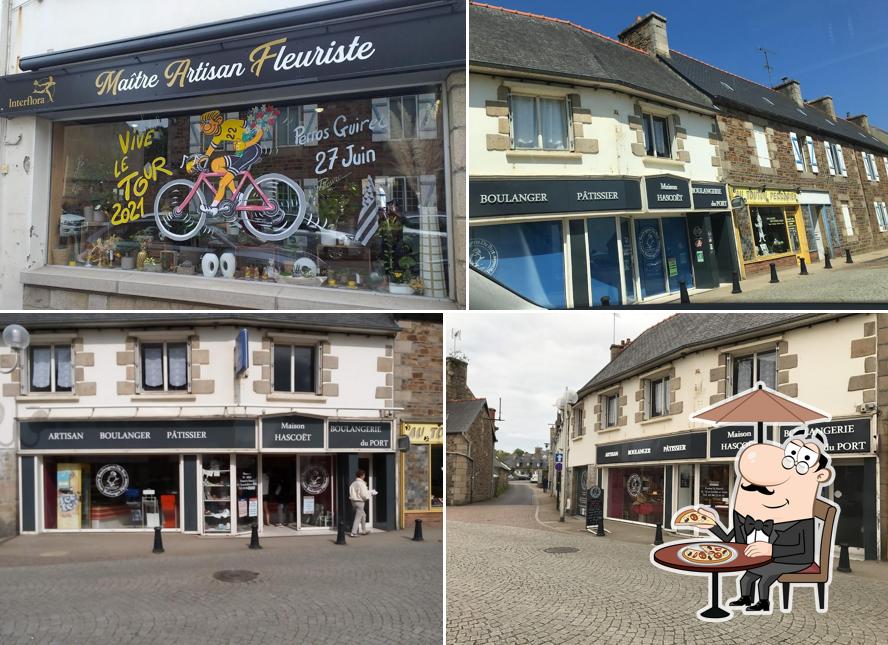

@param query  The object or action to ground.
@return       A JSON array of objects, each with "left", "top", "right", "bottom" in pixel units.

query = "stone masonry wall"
[
  {"left": 0, "top": 450, "right": 17, "bottom": 538},
  {"left": 394, "top": 317, "right": 443, "bottom": 421},
  {"left": 877, "top": 314, "right": 888, "bottom": 560}
]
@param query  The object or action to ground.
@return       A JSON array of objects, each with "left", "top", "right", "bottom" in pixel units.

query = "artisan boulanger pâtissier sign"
[{"left": 0, "top": 5, "right": 463, "bottom": 114}]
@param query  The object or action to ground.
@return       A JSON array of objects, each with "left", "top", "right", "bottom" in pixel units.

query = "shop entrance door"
[
  {"left": 261, "top": 456, "right": 298, "bottom": 531},
  {"left": 833, "top": 463, "right": 864, "bottom": 548},
  {"left": 710, "top": 212, "right": 738, "bottom": 284},
  {"left": 573, "top": 467, "right": 588, "bottom": 517},
  {"left": 802, "top": 205, "right": 826, "bottom": 262},
  {"left": 686, "top": 213, "right": 719, "bottom": 289},
  {"left": 619, "top": 218, "right": 637, "bottom": 304},
  {"left": 635, "top": 218, "right": 667, "bottom": 299},
  {"left": 357, "top": 457, "right": 375, "bottom": 528}
]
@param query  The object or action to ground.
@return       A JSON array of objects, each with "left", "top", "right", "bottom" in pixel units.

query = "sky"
[
  {"left": 479, "top": 0, "right": 888, "bottom": 129},
  {"left": 446, "top": 311, "right": 670, "bottom": 452}
]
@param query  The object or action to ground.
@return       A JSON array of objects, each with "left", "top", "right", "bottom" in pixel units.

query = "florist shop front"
[{"left": 0, "top": 0, "right": 465, "bottom": 309}]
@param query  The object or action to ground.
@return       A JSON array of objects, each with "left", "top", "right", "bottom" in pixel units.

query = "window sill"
[
  {"left": 597, "top": 426, "right": 622, "bottom": 433},
  {"left": 16, "top": 394, "right": 79, "bottom": 402},
  {"left": 640, "top": 415, "right": 673, "bottom": 426},
  {"left": 21, "top": 266, "right": 457, "bottom": 310},
  {"left": 505, "top": 150, "right": 581, "bottom": 162},
  {"left": 571, "top": 435, "right": 585, "bottom": 441},
  {"left": 642, "top": 156, "right": 685, "bottom": 169},
  {"left": 266, "top": 393, "right": 327, "bottom": 403},
  {"left": 131, "top": 394, "right": 196, "bottom": 402}
]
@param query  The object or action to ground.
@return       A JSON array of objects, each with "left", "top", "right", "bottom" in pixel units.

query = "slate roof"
[
  {"left": 470, "top": 3, "right": 714, "bottom": 112},
  {"left": 664, "top": 51, "right": 888, "bottom": 155},
  {"left": 579, "top": 313, "right": 839, "bottom": 396},
  {"left": 446, "top": 399, "right": 488, "bottom": 435},
  {"left": 0, "top": 313, "right": 401, "bottom": 334}
]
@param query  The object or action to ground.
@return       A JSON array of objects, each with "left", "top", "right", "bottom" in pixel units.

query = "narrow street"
[{"left": 447, "top": 483, "right": 888, "bottom": 645}]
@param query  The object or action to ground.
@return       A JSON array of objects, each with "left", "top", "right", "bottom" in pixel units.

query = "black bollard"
[
  {"left": 335, "top": 521, "right": 347, "bottom": 545},
  {"left": 731, "top": 271, "right": 742, "bottom": 294},
  {"left": 654, "top": 522, "right": 664, "bottom": 545},
  {"left": 249, "top": 523, "right": 262, "bottom": 550},
  {"left": 679, "top": 281, "right": 690, "bottom": 304},
  {"left": 837, "top": 543, "right": 852, "bottom": 573},
  {"left": 596, "top": 517, "right": 605, "bottom": 537},
  {"left": 799, "top": 257, "right": 808, "bottom": 275},
  {"left": 412, "top": 518, "right": 424, "bottom": 542},
  {"left": 152, "top": 526, "right": 164, "bottom": 554},
  {"left": 600, "top": 296, "right": 610, "bottom": 307},
  {"left": 845, "top": 248, "right": 853, "bottom": 264},
  {"left": 824, "top": 251, "right": 833, "bottom": 269},
  {"left": 769, "top": 262, "right": 779, "bottom": 283}
]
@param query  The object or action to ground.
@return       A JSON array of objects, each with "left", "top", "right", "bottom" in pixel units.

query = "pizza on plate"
[
  {"left": 680, "top": 543, "right": 735, "bottom": 565},
  {"left": 674, "top": 508, "right": 715, "bottom": 526}
]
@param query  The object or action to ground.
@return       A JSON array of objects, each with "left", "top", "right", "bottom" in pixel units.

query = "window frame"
[
  {"left": 805, "top": 135, "right": 819, "bottom": 173},
  {"left": 26, "top": 343, "right": 74, "bottom": 394},
  {"left": 752, "top": 125, "right": 771, "bottom": 168},
  {"left": 789, "top": 132, "right": 805, "bottom": 171},
  {"left": 730, "top": 348, "right": 778, "bottom": 395},
  {"left": 509, "top": 93, "right": 572, "bottom": 152},
  {"left": 137, "top": 340, "right": 191, "bottom": 394},
  {"left": 645, "top": 376, "right": 670, "bottom": 419},
  {"left": 603, "top": 393, "right": 618, "bottom": 428},
  {"left": 835, "top": 144, "right": 847, "bottom": 176},
  {"left": 642, "top": 113, "right": 672, "bottom": 158},
  {"left": 271, "top": 342, "right": 320, "bottom": 394}
]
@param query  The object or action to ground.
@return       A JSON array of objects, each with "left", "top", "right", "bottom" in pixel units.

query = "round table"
[{"left": 652, "top": 541, "right": 772, "bottom": 620}]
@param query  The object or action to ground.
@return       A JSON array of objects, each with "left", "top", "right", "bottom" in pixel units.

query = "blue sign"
[
  {"left": 555, "top": 452, "right": 564, "bottom": 463},
  {"left": 555, "top": 463, "right": 563, "bottom": 471},
  {"left": 235, "top": 328, "right": 249, "bottom": 376}
]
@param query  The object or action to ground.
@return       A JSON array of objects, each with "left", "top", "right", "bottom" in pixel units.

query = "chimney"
[
  {"left": 488, "top": 408, "right": 496, "bottom": 421},
  {"left": 773, "top": 77, "right": 803, "bottom": 106},
  {"left": 848, "top": 114, "right": 870, "bottom": 133},
  {"left": 807, "top": 96, "right": 836, "bottom": 120},
  {"left": 609, "top": 338, "right": 631, "bottom": 361},
  {"left": 446, "top": 356, "right": 469, "bottom": 401},
  {"left": 618, "top": 13, "right": 670, "bottom": 58}
]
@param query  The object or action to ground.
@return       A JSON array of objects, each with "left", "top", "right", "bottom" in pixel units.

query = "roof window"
[
  {"left": 720, "top": 81, "right": 734, "bottom": 91},
  {"left": 761, "top": 96, "right": 775, "bottom": 106}
]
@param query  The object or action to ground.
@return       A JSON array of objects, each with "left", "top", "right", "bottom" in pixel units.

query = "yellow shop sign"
[
  {"left": 730, "top": 186, "right": 799, "bottom": 205},
  {"left": 402, "top": 423, "right": 443, "bottom": 444}
]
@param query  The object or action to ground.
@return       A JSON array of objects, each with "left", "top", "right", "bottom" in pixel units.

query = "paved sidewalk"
[
  {"left": 0, "top": 527, "right": 442, "bottom": 644},
  {"left": 658, "top": 248, "right": 888, "bottom": 304}
]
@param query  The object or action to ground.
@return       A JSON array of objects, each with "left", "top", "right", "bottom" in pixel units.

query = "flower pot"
[
  {"left": 120, "top": 256, "right": 136, "bottom": 270},
  {"left": 50, "top": 246, "right": 71, "bottom": 265},
  {"left": 387, "top": 282, "right": 414, "bottom": 295}
]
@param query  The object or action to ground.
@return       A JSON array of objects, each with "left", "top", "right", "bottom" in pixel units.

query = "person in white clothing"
[{"left": 348, "top": 470, "right": 376, "bottom": 537}]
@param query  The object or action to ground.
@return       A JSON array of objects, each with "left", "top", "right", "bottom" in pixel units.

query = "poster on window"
[{"left": 57, "top": 464, "right": 83, "bottom": 529}]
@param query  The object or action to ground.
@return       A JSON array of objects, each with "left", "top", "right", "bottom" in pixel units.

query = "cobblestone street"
[
  {"left": 0, "top": 527, "right": 442, "bottom": 645},
  {"left": 447, "top": 483, "right": 888, "bottom": 644}
]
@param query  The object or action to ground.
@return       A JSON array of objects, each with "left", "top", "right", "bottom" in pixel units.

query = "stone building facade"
[{"left": 446, "top": 357, "right": 497, "bottom": 504}]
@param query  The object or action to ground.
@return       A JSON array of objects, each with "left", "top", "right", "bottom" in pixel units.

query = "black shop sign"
[
  {"left": 0, "top": 3, "right": 463, "bottom": 115},
  {"left": 586, "top": 486, "right": 604, "bottom": 528},
  {"left": 470, "top": 178, "right": 642, "bottom": 218},
  {"left": 20, "top": 419, "right": 256, "bottom": 451},
  {"left": 645, "top": 175, "right": 691, "bottom": 210},
  {"left": 261, "top": 414, "right": 325, "bottom": 449},
  {"left": 597, "top": 432, "right": 707, "bottom": 464},
  {"left": 709, "top": 425, "right": 775, "bottom": 458},
  {"left": 779, "top": 418, "right": 872, "bottom": 454},
  {"left": 691, "top": 182, "right": 729, "bottom": 210},
  {"left": 328, "top": 421, "right": 393, "bottom": 451}
]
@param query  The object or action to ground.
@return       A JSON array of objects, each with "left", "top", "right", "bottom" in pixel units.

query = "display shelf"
[{"left": 203, "top": 458, "right": 232, "bottom": 533}]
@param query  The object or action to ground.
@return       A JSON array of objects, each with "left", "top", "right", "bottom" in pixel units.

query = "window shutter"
[
  {"left": 789, "top": 132, "right": 804, "bottom": 171},
  {"left": 835, "top": 144, "right": 847, "bottom": 176},
  {"left": 805, "top": 136, "right": 818, "bottom": 173},
  {"left": 371, "top": 97, "right": 390, "bottom": 142},
  {"left": 863, "top": 151, "right": 873, "bottom": 180},
  {"left": 643, "top": 380, "right": 651, "bottom": 419},
  {"left": 417, "top": 93, "right": 438, "bottom": 140},
  {"left": 841, "top": 204, "right": 854, "bottom": 236},
  {"left": 301, "top": 105, "right": 318, "bottom": 147},
  {"left": 884, "top": 157, "right": 888, "bottom": 180},
  {"left": 824, "top": 142, "right": 836, "bottom": 175},
  {"left": 663, "top": 377, "right": 670, "bottom": 414},
  {"left": 871, "top": 154, "right": 880, "bottom": 181}
]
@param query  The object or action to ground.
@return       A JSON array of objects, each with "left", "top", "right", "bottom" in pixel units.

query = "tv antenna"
[
  {"left": 758, "top": 47, "right": 775, "bottom": 86},
  {"left": 449, "top": 328, "right": 467, "bottom": 361}
]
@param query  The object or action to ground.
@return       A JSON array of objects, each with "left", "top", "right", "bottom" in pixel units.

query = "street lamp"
[
  {"left": 1, "top": 324, "right": 30, "bottom": 373},
  {"left": 557, "top": 388, "right": 578, "bottom": 523}
]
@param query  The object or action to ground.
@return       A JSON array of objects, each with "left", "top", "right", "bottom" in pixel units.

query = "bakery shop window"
[
  {"left": 607, "top": 466, "right": 664, "bottom": 524},
  {"left": 47, "top": 89, "right": 449, "bottom": 298},
  {"left": 749, "top": 206, "right": 793, "bottom": 257}
]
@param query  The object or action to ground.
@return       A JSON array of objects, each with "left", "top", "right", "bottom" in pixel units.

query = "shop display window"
[
  {"left": 470, "top": 221, "right": 566, "bottom": 308},
  {"left": 203, "top": 455, "right": 232, "bottom": 533},
  {"left": 750, "top": 207, "right": 791, "bottom": 256},
  {"left": 699, "top": 464, "right": 732, "bottom": 525},
  {"left": 28, "top": 344, "right": 73, "bottom": 393},
  {"left": 607, "top": 466, "right": 664, "bottom": 524},
  {"left": 585, "top": 217, "right": 621, "bottom": 306},
  {"left": 44, "top": 456, "right": 179, "bottom": 530},
  {"left": 300, "top": 455, "right": 335, "bottom": 527},
  {"left": 47, "top": 88, "right": 448, "bottom": 299},
  {"left": 236, "top": 455, "right": 259, "bottom": 533}
]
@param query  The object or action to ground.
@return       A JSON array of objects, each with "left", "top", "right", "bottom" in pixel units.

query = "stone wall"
[
  {"left": 877, "top": 315, "right": 888, "bottom": 560},
  {"left": 446, "top": 71, "right": 467, "bottom": 307},
  {"left": 394, "top": 316, "right": 443, "bottom": 421},
  {"left": 0, "top": 450, "right": 17, "bottom": 538}
]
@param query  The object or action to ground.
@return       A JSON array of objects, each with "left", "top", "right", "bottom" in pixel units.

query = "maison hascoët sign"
[
  {"left": 644, "top": 175, "right": 691, "bottom": 210},
  {"left": 470, "top": 178, "right": 642, "bottom": 218},
  {"left": 709, "top": 425, "right": 775, "bottom": 458},
  {"left": 20, "top": 419, "right": 256, "bottom": 450},
  {"left": 0, "top": 6, "right": 463, "bottom": 115},
  {"left": 261, "top": 414, "right": 325, "bottom": 449},
  {"left": 596, "top": 432, "right": 707, "bottom": 465}
]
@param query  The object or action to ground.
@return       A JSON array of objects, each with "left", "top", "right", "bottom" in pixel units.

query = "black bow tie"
[{"left": 743, "top": 515, "right": 774, "bottom": 536}]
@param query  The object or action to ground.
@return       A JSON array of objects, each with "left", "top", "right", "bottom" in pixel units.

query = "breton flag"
[{"left": 353, "top": 176, "right": 379, "bottom": 246}]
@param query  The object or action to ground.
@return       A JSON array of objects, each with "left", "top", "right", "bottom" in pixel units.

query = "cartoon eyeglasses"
[{"left": 782, "top": 442, "right": 820, "bottom": 474}]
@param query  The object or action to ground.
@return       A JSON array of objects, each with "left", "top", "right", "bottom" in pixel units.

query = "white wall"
[{"left": 470, "top": 72, "right": 720, "bottom": 182}]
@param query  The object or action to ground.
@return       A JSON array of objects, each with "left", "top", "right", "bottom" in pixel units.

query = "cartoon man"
[
  {"left": 692, "top": 428, "right": 835, "bottom": 613},
  {"left": 193, "top": 109, "right": 264, "bottom": 217}
]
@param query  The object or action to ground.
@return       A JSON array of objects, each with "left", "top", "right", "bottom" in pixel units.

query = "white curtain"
[
  {"left": 539, "top": 98, "right": 567, "bottom": 150},
  {"left": 511, "top": 96, "right": 536, "bottom": 149},
  {"left": 168, "top": 344, "right": 187, "bottom": 389},
  {"left": 143, "top": 345, "right": 164, "bottom": 388},
  {"left": 55, "top": 346, "right": 72, "bottom": 390},
  {"left": 31, "top": 347, "right": 51, "bottom": 389}
]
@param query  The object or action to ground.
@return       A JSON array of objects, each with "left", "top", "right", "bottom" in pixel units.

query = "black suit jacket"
[{"left": 709, "top": 511, "right": 815, "bottom": 565}]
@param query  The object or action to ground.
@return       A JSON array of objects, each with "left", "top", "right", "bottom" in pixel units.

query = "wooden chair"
[{"left": 779, "top": 498, "right": 839, "bottom": 612}]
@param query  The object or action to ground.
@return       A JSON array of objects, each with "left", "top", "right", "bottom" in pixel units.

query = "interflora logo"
[{"left": 7, "top": 75, "right": 55, "bottom": 108}]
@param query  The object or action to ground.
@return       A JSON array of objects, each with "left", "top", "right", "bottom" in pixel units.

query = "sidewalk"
[
  {"left": 658, "top": 247, "right": 888, "bottom": 304},
  {"left": 530, "top": 486, "right": 888, "bottom": 581}
]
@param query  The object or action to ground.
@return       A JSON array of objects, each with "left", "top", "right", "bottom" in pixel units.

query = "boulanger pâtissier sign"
[{"left": 0, "top": 5, "right": 464, "bottom": 114}]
